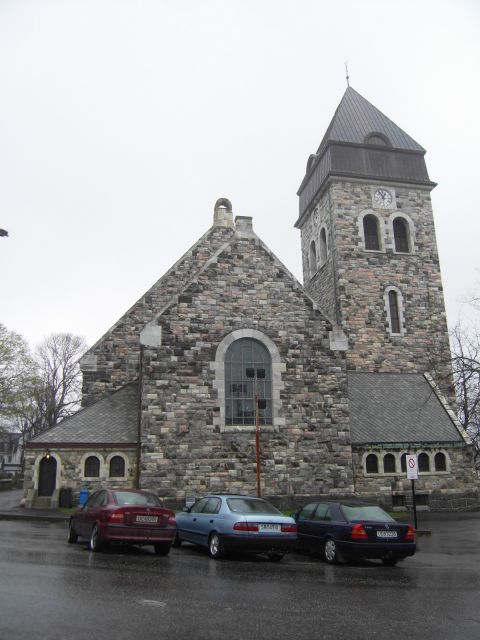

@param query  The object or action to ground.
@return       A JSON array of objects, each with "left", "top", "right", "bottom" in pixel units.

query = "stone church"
[{"left": 24, "top": 87, "right": 478, "bottom": 510}]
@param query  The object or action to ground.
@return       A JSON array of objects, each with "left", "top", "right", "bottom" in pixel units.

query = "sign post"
[{"left": 406, "top": 454, "right": 418, "bottom": 529}]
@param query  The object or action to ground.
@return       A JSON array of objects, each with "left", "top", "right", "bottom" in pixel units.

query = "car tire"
[
  {"left": 89, "top": 525, "right": 104, "bottom": 552},
  {"left": 67, "top": 521, "right": 78, "bottom": 544},
  {"left": 323, "top": 537, "right": 341, "bottom": 564},
  {"left": 267, "top": 553, "right": 284, "bottom": 562},
  {"left": 171, "top": 532, "right": 182, "bottom": 548},
  {"left": 208, "top": 532, "right": 224, "bottom": 559},
  {"left": 382, "top": 558, "right": 398, "bottom": 566},
  {"left": 154, "top": 543, "right": 171, "bottom": 556}
]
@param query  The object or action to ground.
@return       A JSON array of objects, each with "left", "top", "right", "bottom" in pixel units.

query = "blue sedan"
[
  {"left": 174, "top": 495, "right": 297, "bottom": 560},
  {"left": 294, "top": 500, "right": 416, "bottom": 565}
]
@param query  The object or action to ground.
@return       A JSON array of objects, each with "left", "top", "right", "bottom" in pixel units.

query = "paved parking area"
[{"left": 0, "top": 511, "right": 479, "bottom": 640}]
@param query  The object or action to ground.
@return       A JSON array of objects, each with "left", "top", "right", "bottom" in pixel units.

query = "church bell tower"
[{"left": 296, "top": 87, "right": 453, "bottom": 396}]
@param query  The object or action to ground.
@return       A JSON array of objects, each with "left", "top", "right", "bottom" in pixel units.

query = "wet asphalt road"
[{"left": 0, "top": 514, "right": 479, "bottom": 640}]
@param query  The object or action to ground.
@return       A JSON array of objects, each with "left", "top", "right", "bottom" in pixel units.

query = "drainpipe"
[{"left": 135, "top": 343, "right": 143, "bottom": 490}]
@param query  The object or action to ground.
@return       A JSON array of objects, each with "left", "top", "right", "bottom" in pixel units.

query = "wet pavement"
[{"left": 0, "top": 511, "right": 479, "bottom": 640}]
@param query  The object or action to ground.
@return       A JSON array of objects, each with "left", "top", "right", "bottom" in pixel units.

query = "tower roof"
[
  {"left": 316, "top": 87, "right": 425, "bottom": 153},
  {"left": 296, "top": 87, "right": 435, "bottom": 224}
]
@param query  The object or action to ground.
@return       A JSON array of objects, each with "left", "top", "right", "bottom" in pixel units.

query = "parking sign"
[{"left": 406, "top": 454, "right": 418, "bottom": 480}]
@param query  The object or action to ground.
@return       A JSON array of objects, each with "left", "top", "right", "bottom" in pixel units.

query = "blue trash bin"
[{"left": 79, "top": 488, "right": 90, "bottom": 506}]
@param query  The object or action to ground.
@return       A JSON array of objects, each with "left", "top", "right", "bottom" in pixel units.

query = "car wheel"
[
  {"left": 171, "top": 532, "right": 182, "bottom": 548},
  {"left": 154, "top": 543, "right": 171, "bottom": 556},
  {"left": 67, "top": 521, "right": 78, "bottom": 544},
  {"left": 267, "top": 553, "right": 284, "bottom": 562},
  {"left": 382, "top": 558, "right": 398, "bottom": 566},
  {"left": 323, "top": 537, "right": 340, "bottom": 564},
  {"left": 89, "top": 525, "right": 104, "bottom": 552},
  {"left": 208, "top": 532, "right": 224, "bottom": 559}
]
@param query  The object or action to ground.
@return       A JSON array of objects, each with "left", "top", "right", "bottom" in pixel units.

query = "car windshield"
[
  {"left": 227, "top": 498, "right": 282, "bottom": 515},
  {"left": 113, "top": 491, "right": 161, "bottom": 506},
  {"left": 341, "top": 504, "right": 395, "bottom": 522}
]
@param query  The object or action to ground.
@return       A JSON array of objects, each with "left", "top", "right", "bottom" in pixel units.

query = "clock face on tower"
[{"left": 373, "top": 188, "right": 393, "bottom": 208}]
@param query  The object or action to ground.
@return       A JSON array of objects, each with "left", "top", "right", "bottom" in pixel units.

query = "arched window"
[
  {"left": 400, "top": 453, "right": 407, "bottom": 473},
  {"left": 418, "top": 453, "right": 430, "bottom": 472},
  {"left": 109, "top": 455, "right": 125, "bottom": 478},
  {"left": 383, "top": 453, "right": 396, "bottom": 473},
  {"left": 309, "top": 240, "right": 317, "bottom": 276},
  {"left": 319, "top": 228, "right": 327, "bottom": 265},
  {"left": 365, "top": 453, "right": 379, "bottom": 474},
  {"left": 434, "top": 452, "right": 446, "bottom": 471},
  {"left": 363, "top": 214, "right": 380, "bottom": 250},
  {"left": 225, "top": 338, "right": 272, "bottom": 426},
  {"left": 388, "top": 290, "right": 401, "bottom": 334},
  {"left": 393, "top": 217, "right": 410, "bottom": 253},
  {"left": 365, "top": 133, "right": 390, "bottom": 146},
  {"left": 84, "top": 456, "right": 100, "bottom": 478}
]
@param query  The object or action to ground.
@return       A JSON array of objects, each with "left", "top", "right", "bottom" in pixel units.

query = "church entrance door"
[{"left": 38, "top": 456, "right": 57, "bottom": 496}]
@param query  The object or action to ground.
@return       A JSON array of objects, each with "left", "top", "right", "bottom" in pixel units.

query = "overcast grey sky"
[{"left": 1, "top": 0, "right": 479, "bottom": 349}]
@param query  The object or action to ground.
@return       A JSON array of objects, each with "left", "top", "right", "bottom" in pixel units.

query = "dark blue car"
[{"left": 294, "top": 501, "right": 416, "bottom": 566}]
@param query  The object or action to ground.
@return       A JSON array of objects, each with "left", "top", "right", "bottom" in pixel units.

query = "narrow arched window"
[
  {"left": 393, "top": 218, "right": 409, "bottom": 253},
  {"left": 319, "top": 228, "right": 327, "bottom": 265},
  {"left": 383, "top": 453, "right": 396, "bottom": 473},
  {"left": 400, "top": 453, "right": 407, "bottom": 472},
  {"left": 109, "top": 455, "right": 125, "bottom": 478},
  {"left": 388, "top": 290, "right": 401, "bottom": 334},
  {"left": 309, "top": 240, "right": 317, "bottom": 276},
  {"left": 434, "top": 452, "right": 446, "bottom": 471},
  {"left": 366, "top": 454, "right": 379, "bottom": 474},
  {"left": 363, "top": 214, "right": 380, "bottom": 250},
  {"left": 225, "top": 338, "right": 272, "bottom": 426},
  {"left": 84, "top": 456, "right": 100, "bottom": 478},
  {"left": 418, "top": 453, "right": 430, "bottom": 472}
]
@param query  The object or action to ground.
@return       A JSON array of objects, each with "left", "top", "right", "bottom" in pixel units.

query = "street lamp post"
[{"left": 246, "top": 367, "right": 266, "bottom": 497}]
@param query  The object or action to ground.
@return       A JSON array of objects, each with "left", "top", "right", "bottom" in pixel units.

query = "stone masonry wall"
[
  {"left": 303, "top": 180, "right": 454, "bottom": 400},
  {"left": 81, "top": 225, "right": 235, "bottom": 406},
  {"left": 352, "top": 445, "right": 479, "bottom": 510},
  {"left": 23, "top": 447, "right": 136, "bottom": 501},
  {"left": 139, "top": 232, "right": 354, "bottom": 502}
]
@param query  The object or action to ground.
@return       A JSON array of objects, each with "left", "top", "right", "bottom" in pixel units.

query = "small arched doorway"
[{"left": 38, "top": 456, "right": 57, "bottom": 496}]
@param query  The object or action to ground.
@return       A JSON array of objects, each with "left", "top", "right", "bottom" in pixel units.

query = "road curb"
[{"left": 0, "top": 511, "right": 69, "bottom": 523}]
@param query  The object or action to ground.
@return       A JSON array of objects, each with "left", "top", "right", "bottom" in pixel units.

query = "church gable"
[{"left": 138, "top": 216, "right": 352, "bottom": 499}]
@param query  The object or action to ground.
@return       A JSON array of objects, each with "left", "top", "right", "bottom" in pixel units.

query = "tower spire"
[{"left": 344, "top": 61, "right": 350, "bottom": 87}]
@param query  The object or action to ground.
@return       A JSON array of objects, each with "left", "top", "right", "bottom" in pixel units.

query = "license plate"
[
  {"left": 258, "top": 524, "right": 281, "bottom": 532},
  {"left": 136, "top": 515, "right": 158, "bottom": 523},
  {"left": 377, "top": 530, "right": 398, "bottom": 538}
]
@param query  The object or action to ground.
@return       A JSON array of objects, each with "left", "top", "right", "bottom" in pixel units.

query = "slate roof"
[
  {"left": 29, "top": 384, "right": 138, "bottom": 445},
  {"left": 347, "top": 373, "right": 463, "bottom": 444},
  {"left": 317, "top": 87, "right": 424, "bottom": 154}
]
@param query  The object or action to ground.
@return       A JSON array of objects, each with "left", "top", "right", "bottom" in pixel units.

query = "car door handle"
[
  {"left": 209, "top": 519, "right": 214, "bottom": 523},
  {"left": 193, "top": 517, "right": 197, "bottom": 521}
]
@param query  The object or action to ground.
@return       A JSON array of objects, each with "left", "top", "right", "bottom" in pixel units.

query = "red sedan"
[{"left": 68, "top": 488, "right": 176, "bottom": 554}]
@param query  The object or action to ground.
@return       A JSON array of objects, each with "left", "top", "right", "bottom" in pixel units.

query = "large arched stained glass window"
[{"left": 225, "top": 339, "right": 272, "bottom": 426}]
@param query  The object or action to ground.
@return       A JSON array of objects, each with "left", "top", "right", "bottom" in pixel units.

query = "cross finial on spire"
[{"left": 344, "top": 61, "right": 350, "bottom": 87}]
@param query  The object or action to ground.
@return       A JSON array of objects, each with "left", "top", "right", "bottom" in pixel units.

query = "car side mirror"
[{"left": 182, "top": 506, "right": 191, "bottom": 512}]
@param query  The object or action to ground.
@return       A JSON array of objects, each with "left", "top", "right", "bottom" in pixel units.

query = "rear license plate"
[
  {"left": 136, "top": 515, "right": 158, "bottom": 523},
  {"left": 258, "top": 524, "right": 281, "bottom": 532},
  {"left": 377, "top": 530, "right": 398, "bottom": 538}
]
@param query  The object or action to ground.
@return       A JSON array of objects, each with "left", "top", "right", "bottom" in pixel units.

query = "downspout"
[{"left": 135, "top": 343, "right": 143, "bottom": 489}]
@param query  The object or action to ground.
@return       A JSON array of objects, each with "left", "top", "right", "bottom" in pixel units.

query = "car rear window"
[
  {"left": 226, "top": 498, "right": 282, "bottom": 515},
  {"left": 341, "top": 504, "right": 395, "bottom": 522},
  {"left": 113, "top": 491, "right": 161, "bottom": 506}
]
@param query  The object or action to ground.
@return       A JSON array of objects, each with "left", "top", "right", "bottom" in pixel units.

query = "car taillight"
[
  {"left": 108, "top": 510, "right": 124, "bottom": 523},
  {"left": 233, "top": 522, "right": 259, "bottom": 532},
  {"left": 281, "top": 524, "right": 297, "bottom": 533},
  {"left": 405, "top": 526, "right": 415, "bottom": 541},
  {"left": 351, "top": 523, "right": 368, "bottom": 539},
  {"left": 168, "top": 515, "right": 176, "bottom": 527}
]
